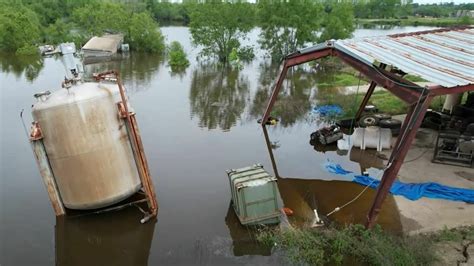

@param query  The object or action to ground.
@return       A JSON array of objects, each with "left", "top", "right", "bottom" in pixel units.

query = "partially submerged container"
[
  {"left": 32, "top": 82, "right": 141, "bottom": 209},
  {"left": 28, "top": 45, "right": 157, "bottom": 222},
  {"left": 226, "top": 164, "right": 280, "bottom": 225}
]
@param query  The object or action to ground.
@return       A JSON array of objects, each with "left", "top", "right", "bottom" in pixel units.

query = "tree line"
[{"left": 0, "top": 0, "right": 471, "bottom": 61}]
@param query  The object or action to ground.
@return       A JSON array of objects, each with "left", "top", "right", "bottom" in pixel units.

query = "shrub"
[{"left": 168, "top": 41, "right": 189, "bottom": 72}]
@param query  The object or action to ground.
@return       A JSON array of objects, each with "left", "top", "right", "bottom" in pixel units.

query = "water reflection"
[
  {"left": 0, "top": 53, "right": 44, "bottom": 82},
  {"left": 261, "top": 126, "right": 402, "bottom": 233},
  {"left": 251, "top": 62, "right": 317, "bottom": 127},
  {"left": 224, "top": 203, "right": 272, "bottom": 256},
  {"left": 83, "top": 53, "right": 163, "bottom": 93},
  {"left": 189, "top": 64, "right": 250, "bottom": 131},
  {"left": 55, "top": 208, "right": 156, "bottom": 266}
]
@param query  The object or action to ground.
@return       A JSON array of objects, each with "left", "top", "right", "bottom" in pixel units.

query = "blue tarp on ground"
[{"left": 325, "top": 162, "right": 474, "bottom": 203}]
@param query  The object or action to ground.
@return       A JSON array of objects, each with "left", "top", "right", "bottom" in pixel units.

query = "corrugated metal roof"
[{"left": 332, "top": 27, "right": 474, "bottom": 88}]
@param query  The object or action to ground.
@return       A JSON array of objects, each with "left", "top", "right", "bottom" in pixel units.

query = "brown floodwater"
[{"left": 0, "top": 26, "right": 435, "bottom": 265}]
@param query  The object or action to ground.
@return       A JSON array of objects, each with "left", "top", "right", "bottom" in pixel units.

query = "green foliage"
[
  {"left": 459, "top": 15, "right": 472, "bottom": 25},
  {"left": 128, "top": 12, "right": 165, "bottom": 53},
  {"left": 320, "top": 2, "right": 355, "bottom": 41},
  {"left": 148, "top": 2, "right": 189, "bottom": 24},
  {"left": 258, "top": 0, "right": 323, "bottom": 61},
  {"left": 258, "top": 224, "right": 438, "bottom": 265},
  {"left": 44, "top": 19, "right": 73, "bottom": 45},
  {"left": 72, "top": 2, "right": 129, "bottom": 37},
  {"left": 189, "top": 1, "right": 255, "bottom": 62},
  {"left": 168, "top": 41, "right": 189, "bottom": 72},
  {"left": 0, "top": 3, "right": 41, "bottom": 54}
]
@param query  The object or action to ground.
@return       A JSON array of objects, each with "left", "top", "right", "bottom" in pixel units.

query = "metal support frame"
[
  {"left": 260, "top": 45, "right": 474, "bottom": 229},
  {"left": 95, "top": 70, "right": 158, "bottom": 222},
  {"left": 30, "top": 124, "right": 66, "bottom": 216},
  {"left": 355, "top": 81, "right": 377, "bottom": 120},
  {"left": 365, "top": 93, "right": 433, "bottom": 228}
]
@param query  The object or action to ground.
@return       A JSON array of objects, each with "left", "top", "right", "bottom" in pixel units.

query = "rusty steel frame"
[
  {"left": 260, "top": 46, "right": 474, "bottom": 229},
  {"left": 30, "top": 122, "right": 66, "bottom": 216},
  {"left": 94, "top": 70, "right": 158, "bottom": 222},
  {"left": 355, "top": 81, "right": 377, "bottom": 120}
]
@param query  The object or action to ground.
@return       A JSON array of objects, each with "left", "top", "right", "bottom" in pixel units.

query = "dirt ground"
[{"left": 380, "top": 121, "right": 473, "bottom": 265}]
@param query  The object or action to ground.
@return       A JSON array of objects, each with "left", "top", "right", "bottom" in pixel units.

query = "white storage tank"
[{"left": 32, "top": 82, "right": 141, "bottom": 210}]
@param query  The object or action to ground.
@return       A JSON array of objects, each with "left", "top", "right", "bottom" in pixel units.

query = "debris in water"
[{"left": 312, "top": 104, "right": 343, "bottom": 116}]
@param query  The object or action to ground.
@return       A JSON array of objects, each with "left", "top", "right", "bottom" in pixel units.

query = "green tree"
[
  {"left": 188, "top": 1, "right": 255, "bottom": 62},
  {"left": 44, "top": 19, "right": 73, "bottom": 45},
  {"left": 128, "top": 12, "right": 165, "bottom": 53},
  {"left": 72, "top": 2, "right": 129, "bottom": 37},
  {"left": 320, "top": 2, "right": 355, "bottom": 41},
  {"left": 0, "top": 3, "right": 41, "bottom": 55},
  {"left": 258, "top": 0, "right": 324, "bottom": 61},
  {"left": 168, "top": 41, "right": 189, "bottom": 72}
]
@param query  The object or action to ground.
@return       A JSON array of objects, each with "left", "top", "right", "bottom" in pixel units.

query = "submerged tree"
[
  {"left": 128, "top": 12, "right": 165, "bottom": 53},
  {"left": 258, "top": 0, "right": 324, "bottom": 62},
  {"left": 188, "top": 1, "right": 255, "bottom": 62},
  {"left": 72, "top": 3, "right": 165, "bottom": 53},
  {"left": 168, "top": 41, "right": 190, "bottom": 72}
]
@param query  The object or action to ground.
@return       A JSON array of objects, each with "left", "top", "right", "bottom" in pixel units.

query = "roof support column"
[
  {"left": 366, "top": 93, "right": 434, "bottom": 229},
  {"left": 355, "top": 81, "right": 377, "bottom": 120}
]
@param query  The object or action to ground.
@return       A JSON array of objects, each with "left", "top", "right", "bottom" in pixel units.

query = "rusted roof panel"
[{"left": 333, "top": 27, "right": 474, "bottom": 88}]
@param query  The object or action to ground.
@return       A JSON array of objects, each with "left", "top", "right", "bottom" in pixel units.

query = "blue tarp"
[
  {"left": 325, "top": 162, "right": 474, "bottom": 203},
  {"left": 312, "top": 105, "right": 343, "bottom": 116}
]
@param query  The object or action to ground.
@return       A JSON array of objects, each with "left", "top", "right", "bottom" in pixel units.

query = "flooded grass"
[
  {"left": 258, "top": 224, "right": 474, "bottom": 266},
  {"left": 258, "top": 224, "right": 438, "bottom": 266}
]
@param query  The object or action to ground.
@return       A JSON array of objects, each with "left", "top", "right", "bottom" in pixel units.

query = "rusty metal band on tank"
[{"left": 28, "top": 43, "right": 157, "bottom": 222}]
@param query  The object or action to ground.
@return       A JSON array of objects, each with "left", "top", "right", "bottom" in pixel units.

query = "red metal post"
[
  {"left": 261, "top": 48, "right": 334, "bottom": 125},
  {"left": 261, "top": 64, "right": 289, "bottom": 125},
  {"left": 365, "top": 94, "right": 434, "bottom": 228},
  {"left": 262, "top": 126, "right": 280, "bottom": 178},
  {"left": 355, "top": 81, "right": 377, "bottom": 120},
  {"left": 428, "top": 84, "right": 474, "bottom": 96}
]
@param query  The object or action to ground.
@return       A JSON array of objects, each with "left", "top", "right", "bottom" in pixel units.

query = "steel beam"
[
  {"left": 262, "top": 126, "right": 280, "bottom": 178},
  {"left": 355, "top": 81, "right": 378, "bottom": 120},
  {"left": 285, "top": 48, "right": 333, "bottom": 67},
  {"left": 262, "top": 48, "right": 333, "bottom": 125},
  {"left": 334, "top": 50, "right": 422, "bottom": 104},
  {"left": 365, "top": 94, "right": 434, "bottom": 228},
  {"left": 428, "top": 84, "right": 474, "bottom": 96}
]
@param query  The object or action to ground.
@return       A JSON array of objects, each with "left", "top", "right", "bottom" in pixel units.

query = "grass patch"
[
  {"left": 317, "top": 90, "right": 447, "bottom": 118},
  {"left": 317, "top": 72, "right": 368, "bottom": 88},
  {"left": 258, "top": 224, "right": 438, "bottom": 265}
]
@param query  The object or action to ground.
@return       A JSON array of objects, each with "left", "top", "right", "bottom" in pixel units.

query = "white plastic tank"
[
  {"left": 352, "top": 127, "right": 392, "bottom": 151},
  {"left": 32, "top": 82, "right": 141, "bottom": 210}
]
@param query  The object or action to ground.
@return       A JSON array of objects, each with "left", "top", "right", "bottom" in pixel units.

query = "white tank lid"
[{"left": 32, "top": 82, "right": 119, "bottom": 111}]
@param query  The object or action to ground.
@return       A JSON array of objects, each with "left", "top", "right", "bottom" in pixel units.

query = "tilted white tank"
[{"left": 32, "top": 82, "right": 141, "bottom": 210}]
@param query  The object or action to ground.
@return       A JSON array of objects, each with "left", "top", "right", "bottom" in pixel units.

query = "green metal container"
[{"left": 226, "top": 164, "right": 280, "bottom": 225}]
